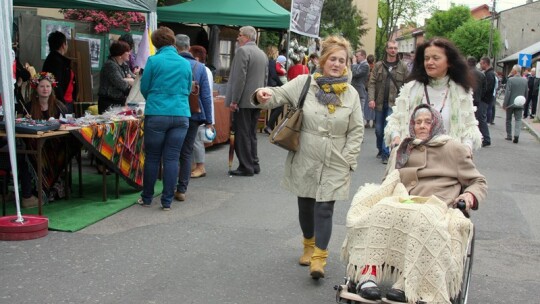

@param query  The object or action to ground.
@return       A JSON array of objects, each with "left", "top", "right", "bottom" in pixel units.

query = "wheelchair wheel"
[{"left": 451, "top": 226, "right": 475, "bottom": 304}]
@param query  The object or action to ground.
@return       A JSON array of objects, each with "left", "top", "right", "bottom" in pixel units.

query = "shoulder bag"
[
  {"left": 189, "top": 62, "right": 202, "bottom": 113},
  {"left": 269, "top": 76, "right": 311, "bottom": 152}
]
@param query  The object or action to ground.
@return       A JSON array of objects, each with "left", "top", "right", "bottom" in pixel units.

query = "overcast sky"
[{"left": 436, "top": 0, "right": 528, "bottom": 12}]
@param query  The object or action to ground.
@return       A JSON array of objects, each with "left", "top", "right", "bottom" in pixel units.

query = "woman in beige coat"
[{"left": 254, "top": 36, "right": 364, "bottom": 280}]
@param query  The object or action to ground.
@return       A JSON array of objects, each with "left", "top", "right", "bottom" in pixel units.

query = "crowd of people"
[{"left": 11, "top": 19, "right": 540, "bottom": 303}]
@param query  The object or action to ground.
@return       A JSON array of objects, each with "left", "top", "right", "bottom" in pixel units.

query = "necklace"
[{"left": 423, "top": 84, "right": 449, "bottom": 113}]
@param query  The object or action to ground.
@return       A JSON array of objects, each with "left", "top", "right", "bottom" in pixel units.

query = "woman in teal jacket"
[{"left": 139, "top": 26, "right": 191, "bottom": 210}]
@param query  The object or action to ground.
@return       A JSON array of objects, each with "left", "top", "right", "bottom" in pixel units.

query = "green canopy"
[
  {"left": 13, "top": 0, "right": 156, "bottom": 12},
  {"left": 157, "top": 0, "right": 290, "bottom": 30}
]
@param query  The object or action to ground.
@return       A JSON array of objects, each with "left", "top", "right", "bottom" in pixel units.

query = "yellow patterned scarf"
[{"left": 313, "top": 68, "right": 349, "bottom": 113}]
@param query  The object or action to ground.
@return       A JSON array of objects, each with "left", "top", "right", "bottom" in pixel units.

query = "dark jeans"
[
  {"left": 375, "top": 106, "right": 392, "bottom": 159},
  {"left": 298, "top": 197, "right": 335, "bottom": 250},
  {"left": 476, "top": 101, "right": 491, "bottom": 144},
  {"left": 176, "top": 119, "right": 201, "bottom": 194},
  {"left": 487, "top": 98, "right": 496, "bottom": 124},
  {"left": 142, "top": 115, "right": 189, "bottom": 208},
  {"left": 524, "top": 94, "right": 538, "bottom": 117}
]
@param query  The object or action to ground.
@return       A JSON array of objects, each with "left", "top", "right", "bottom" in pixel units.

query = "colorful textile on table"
[{"left": 71, "top": 119, "right": 144, "bottom": 189}]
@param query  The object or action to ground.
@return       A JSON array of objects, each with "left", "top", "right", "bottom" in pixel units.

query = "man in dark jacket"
[
  {"left": 468, "top": 57, "right": 486, "bottom": 108},
  {"left": 42, "top": 31, "right": 75, "bottom": 114},
  {"left": 479, "top": 56, "right": 495, "bottom": 147},
  {"left": 524, "top": 68, "right": 539, "bottom": 119}
]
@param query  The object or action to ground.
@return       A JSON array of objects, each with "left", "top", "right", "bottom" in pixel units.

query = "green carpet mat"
[{"left": 4, "top": 173, "right": 162, "bottom": 232}]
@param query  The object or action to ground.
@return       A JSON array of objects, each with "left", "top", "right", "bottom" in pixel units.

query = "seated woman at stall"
[
  {"left": 25, "top": 72, "right": 67, "bottom": 119},
  {"left": 23, "top": 72, "right": 78, "bottom": 202},
  {"left": 341, "top": 104, "right": 487, "bottom": 304}
]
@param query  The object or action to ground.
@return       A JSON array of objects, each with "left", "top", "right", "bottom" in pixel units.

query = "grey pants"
[{"left": 506, "top": 107, "right": 523, "bottom": 138}]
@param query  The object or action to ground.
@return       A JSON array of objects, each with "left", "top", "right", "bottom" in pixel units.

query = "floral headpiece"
[{"left": 30, "top": 72, "right": 58, "bottom": 89}]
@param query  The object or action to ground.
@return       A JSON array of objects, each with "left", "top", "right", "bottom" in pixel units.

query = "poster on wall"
[
  {"left": 108, "top": 30, "right": 143, "bottom": 60},
  {"left": 77, "top": 33, "right": 104, "bottom": 70},
  {"left": 289, "top": 0, "right": 324, "bottom": 38},
  {"left": 41, "top": 20, "right": 75, "bottom": 59}
]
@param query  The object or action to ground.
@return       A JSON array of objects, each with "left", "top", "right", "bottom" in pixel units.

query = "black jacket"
[
  {"left": 482, "top": 67, "right": 496, "bottom": 103},
  {"left": 42, "top": 50, "right": 76, "bottom": 103},
  {"left": 470, "top": 67, "right": 486, "bottom": 106},
  {"left": 267, "top": 59, "right": 283, "bottom": 87},
  {"left": 527, "top": 75, "right": 540, "bottom": 97}
]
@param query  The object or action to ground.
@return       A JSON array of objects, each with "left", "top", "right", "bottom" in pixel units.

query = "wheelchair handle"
[{"left": 456, "top": 199, "right": 467, "bottom": 210}]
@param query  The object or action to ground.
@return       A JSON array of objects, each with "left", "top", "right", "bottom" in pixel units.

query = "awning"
[
  {"left": 498, "top": 41, "right": 540, "bottom": 63},
  {"left": 157, "top": 0, "right": 290, "bottom": 30}
]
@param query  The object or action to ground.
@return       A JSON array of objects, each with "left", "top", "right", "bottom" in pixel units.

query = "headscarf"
[
  {"left": 313, "top": 67, "right": 349, "bottom": 114},
  {"left": 395, "top": 104, "right": 448, "bottom": 169}
]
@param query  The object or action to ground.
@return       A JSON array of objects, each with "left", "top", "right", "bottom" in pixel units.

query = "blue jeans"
[
  {"left": 375, "top": 106, "right": 392, "bottom": 159},
  {"left": 142, "top": 115, "right": 189, "bottom": 208},
  {"left": 176, "top": 119, "right": 201, "bottom": 194}
]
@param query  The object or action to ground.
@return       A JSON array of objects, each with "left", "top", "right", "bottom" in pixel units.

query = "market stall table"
[
  {"left": 0, "top": 130, "right": 81, "bottom": 215},
  {"left": 69, "top": 118, "right": 144, "bottom": 201}
]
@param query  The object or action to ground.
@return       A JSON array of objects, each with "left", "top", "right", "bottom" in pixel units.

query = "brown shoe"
[
  {"left": 21, "top": 195, "right": 39, "bottom": 209},
  {"left": 174, "top": 191, "right": 186, "bottom": 201},
  {"left": 191, "top": 168, "right": 206, "bottom": 178}
]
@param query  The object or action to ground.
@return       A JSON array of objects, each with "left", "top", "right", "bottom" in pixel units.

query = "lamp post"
[{"left": 488, "top": 0, "right": 497, "bottom": 58}]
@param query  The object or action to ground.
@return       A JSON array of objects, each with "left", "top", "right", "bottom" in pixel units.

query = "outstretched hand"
[{"left": 256, "top": 89, "right": 273, "bottom": 104}]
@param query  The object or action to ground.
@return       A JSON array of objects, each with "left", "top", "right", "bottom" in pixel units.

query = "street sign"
[{"left": 518, "top": 53, "right": 532, "bottom": 68}]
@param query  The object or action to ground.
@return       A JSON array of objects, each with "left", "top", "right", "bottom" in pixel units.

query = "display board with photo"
[
  {"left": 41, "top": 20, "right": 75, "bottom": 59},
  {"left": 107, "top": 30, "right": 143, "bottom": 60},
  {"left": 77, "top": 33, "right": 105, "bottom": 70}
]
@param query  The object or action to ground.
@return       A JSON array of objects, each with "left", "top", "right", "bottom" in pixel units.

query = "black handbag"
[{"left": 269, "top": 76, "right": 311, "bottom": 152}]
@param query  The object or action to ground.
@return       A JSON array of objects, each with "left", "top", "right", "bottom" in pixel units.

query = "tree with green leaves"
[
  {"left": 425, "top": 5, "right": 472, "bottom": 39},
  {"left": 376, "top": 0, "right": 436, "bottom": 59},
  {"left": 451, "top": 19, "right": 501, "bottom": 59},
  {"left": 319, "top": 0, "right": 368, "bottom": 50}
]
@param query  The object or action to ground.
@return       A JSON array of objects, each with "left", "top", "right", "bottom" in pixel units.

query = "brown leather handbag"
[
  {"left": 269, "top": 76, "right": 311, "bottom": 152},
  {"left": 189, "top": 63, "right": 201, "bottom": 113}
]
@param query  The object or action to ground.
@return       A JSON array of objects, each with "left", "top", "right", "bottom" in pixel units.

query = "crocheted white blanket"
[{"left": 341, "top": 170, "right": 473, "bottom": 304}]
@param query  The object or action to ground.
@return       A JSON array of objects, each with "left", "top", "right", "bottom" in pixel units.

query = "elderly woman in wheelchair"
[{"left": 341, "top": 104, "right": 487, "bottom": 303}]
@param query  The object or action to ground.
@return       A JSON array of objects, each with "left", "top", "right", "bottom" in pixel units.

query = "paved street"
[{"left": 2, "top": 105, "right": 540, "bottom": 304}]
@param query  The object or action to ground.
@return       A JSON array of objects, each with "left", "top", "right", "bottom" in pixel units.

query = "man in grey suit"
[
  {"left": 351, "top": 49, "right": 370, "bottom": 125},
  {"left": 225, "top": 26, "right": 268, "bottom": 176},
  {"left": 503, "top": 64, "right": 528, "bottom": 144}
]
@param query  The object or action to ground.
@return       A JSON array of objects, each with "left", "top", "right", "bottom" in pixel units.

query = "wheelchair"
[{"left": 335, "top": 201, "right": 475, "bottom": 304}]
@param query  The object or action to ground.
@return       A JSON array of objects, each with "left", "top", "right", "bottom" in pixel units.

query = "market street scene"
[{"left": 1, "top": 0, "right": 540, "bottom": 303}]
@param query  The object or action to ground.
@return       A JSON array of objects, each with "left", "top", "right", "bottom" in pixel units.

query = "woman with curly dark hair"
[{"left": 385, "top": 37, "right": 482, "bottom": 153}]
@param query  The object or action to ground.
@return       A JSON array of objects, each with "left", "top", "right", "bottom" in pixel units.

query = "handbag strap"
[{"left": 298, "top": 76, "right": 311, "bottom": 109}]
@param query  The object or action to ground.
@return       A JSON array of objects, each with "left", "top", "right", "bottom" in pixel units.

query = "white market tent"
[{"left": 0, "top": 0, "right": 157, "bottom": 222}]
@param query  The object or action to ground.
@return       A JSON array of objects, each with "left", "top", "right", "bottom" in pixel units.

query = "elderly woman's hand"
[
  {"left": 256, "top": 88, "right": 273, "bottom": 104},
  {"left": 453, "top": 192, "right": 475, "bottom": 211},
  {"left": 391, "top": 136, "right": 401, "bottom": 149}
]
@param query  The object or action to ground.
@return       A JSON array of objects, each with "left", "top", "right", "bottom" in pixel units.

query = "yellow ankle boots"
[
  {"left": 299, "top": 237, "right": 315, "bottom": 266},
  {"left": 309, "top": 247, "right": 328, "bottom": 279}
]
